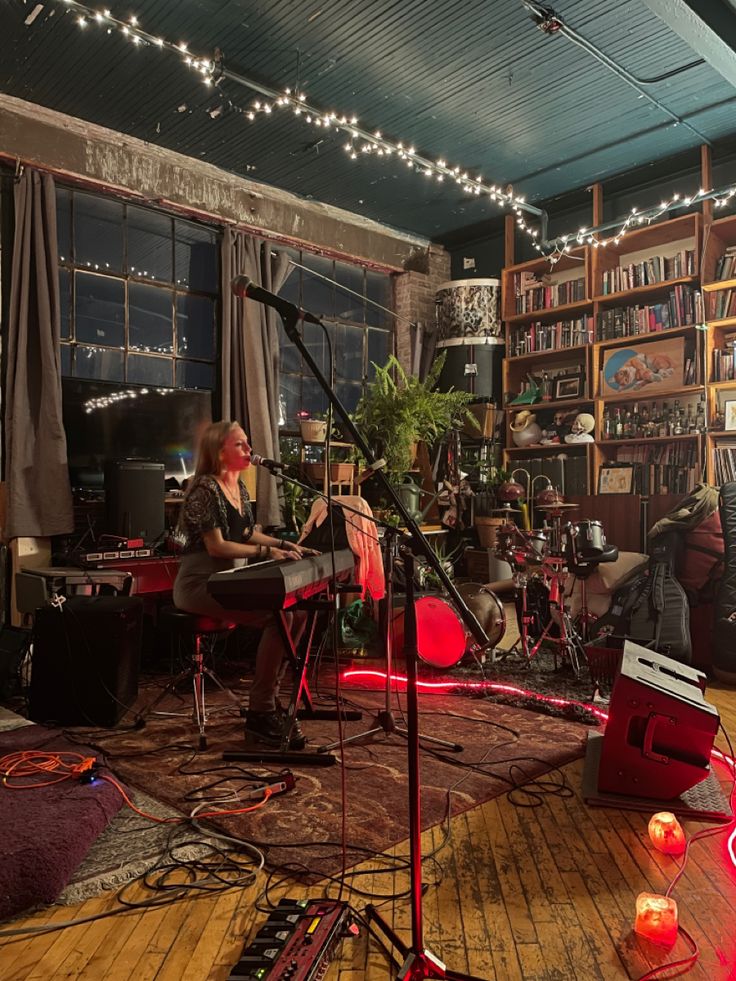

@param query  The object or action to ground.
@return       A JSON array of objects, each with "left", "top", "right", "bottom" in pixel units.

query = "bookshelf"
[{"left": 501, "top": 210, "right": 712, "bottom": 538}]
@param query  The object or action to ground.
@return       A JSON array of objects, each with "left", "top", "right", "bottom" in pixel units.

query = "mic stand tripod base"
[
  {"left": 317, "top": 708, "right": 463, "bottom": 754},
  {"left": 365, "top": 905, "right": 485, "bottom": 981}
]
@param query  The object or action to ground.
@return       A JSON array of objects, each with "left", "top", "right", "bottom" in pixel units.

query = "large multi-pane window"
[
  {"left": 56, "top": 188, "right": 218, "bottom": 390},
  {"left": 277, "top": 248, "right": 394, "bottom": 431}
]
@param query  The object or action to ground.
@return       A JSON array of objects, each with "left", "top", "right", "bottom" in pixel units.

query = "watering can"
[{"left": 393, "top": 475, "right": 438, "bottom": 524}]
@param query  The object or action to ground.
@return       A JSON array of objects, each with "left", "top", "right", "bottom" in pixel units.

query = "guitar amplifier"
[{"left": 29, "top": 596, "right": 143, "bottom": 726}]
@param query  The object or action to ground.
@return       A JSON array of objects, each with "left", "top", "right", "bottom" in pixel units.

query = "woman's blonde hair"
[{"left": 193, "top": 420, "right": 238, "bottom": 478}]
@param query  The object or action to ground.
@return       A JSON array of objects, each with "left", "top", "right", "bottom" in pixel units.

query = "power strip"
[{"left": 81, "top": 548, "right": 154, "bottom": 563}]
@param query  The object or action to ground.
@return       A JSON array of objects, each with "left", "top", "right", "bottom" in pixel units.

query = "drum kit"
[{"left": 489, "top": 497, "right": 609, "bottom": 678}]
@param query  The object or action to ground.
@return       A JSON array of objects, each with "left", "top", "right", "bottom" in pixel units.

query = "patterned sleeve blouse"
[{"left": 178, "top": 475, "right": 255, "bottom": 554}]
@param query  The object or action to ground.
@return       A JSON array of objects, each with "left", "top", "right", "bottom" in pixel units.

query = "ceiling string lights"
[
  {"left": 51, "top": 0, "right": 546, "bottom": 240},
  {"left": 49, "top": 1, "right": 736, "bottom": 265}
]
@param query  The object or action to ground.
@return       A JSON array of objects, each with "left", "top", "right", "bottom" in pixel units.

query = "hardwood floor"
[{"left": 2, "top": 641, "right": 735, "bottom": 980}]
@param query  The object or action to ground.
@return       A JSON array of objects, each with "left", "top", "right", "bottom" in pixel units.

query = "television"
[{"left": 61, "top": 378, "right": 213, "bottom": 489}]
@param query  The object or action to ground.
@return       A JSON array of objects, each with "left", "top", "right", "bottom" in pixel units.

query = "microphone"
[
  {"left": 250, "top": 453, "right": 285, "bottom": 473},
  {"left": 231, "top": 275, "right": 322, "bottom": 326}
]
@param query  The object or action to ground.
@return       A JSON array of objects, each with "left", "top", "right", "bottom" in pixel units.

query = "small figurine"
[
  {"left": 564, "top": 412, "right": 595, "bottom": 443},
  {"left": 510, "top": 409, "right": 542, "bottom": 447},
  {"left": 540, "top": 410, "right": 574, "bottom": 444}
]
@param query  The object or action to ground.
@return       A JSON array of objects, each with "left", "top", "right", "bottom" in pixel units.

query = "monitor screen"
[{"left": 62, "top": 379, "right": 213, "bottom": 489}]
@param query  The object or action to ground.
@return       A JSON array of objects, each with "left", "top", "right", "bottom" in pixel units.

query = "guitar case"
[
  {"left": 590, "top": 532, "right": 691, "bottom": 664},
  {"left": 713, "top": 481, "right": 736, "bottom": 678}
]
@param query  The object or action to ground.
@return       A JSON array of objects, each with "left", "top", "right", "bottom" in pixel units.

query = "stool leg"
[{"left": 192, "top": 634, "right": 208, "bottom": 751}]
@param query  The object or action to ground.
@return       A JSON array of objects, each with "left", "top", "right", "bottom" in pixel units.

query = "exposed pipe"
[{"left": 521, "top": 1, "right": 712, "bottom": 146}]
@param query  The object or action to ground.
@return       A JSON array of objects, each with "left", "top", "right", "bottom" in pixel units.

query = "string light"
[
  {"left": 49, "top": 0, "right": 545, "bottom": 241},
  {"left": 47, "top": 1, "right": 736, "bottom": 266}
]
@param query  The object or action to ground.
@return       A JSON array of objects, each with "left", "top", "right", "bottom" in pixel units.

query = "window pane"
[
  {"left": 276, "top": 248, "right": 301, "bottom": 306},
  {"left": 175, "top": 219, "right": 217, "bottom": 292},
  {"left": 127, "top": 353, "right": 173, "bottom": 386},
  {"left": 75, "top": 345, "right": 124, "bottom": 381},
  {"left": 366, "top": 270, "right": 392, "bottom": 327},
  {"left": 334, "top": 261, "right": 365, "bottom": 323},
  {"left": 60, "top": 343, "right": 72, "bottom": 376},
  {"left": 301, "top": 253, "right": 334, "bottom": 320},
  {"left": 176, "top": 360, "right": 215, "bottom": 390},
  {"left": 129, "top": 282, "right": 174, "bottom": 353},
  {"left": 334, "top": 323, "right": 363, "bottom": 381},
  {"left": 59, "top": 268, "right": 71, "bottom": 339},
  {"left": 336, "top": 380, "right": 362, "bottom": 415},
  {"left": 176, "top": 294, "right": 215, "bottom": 359},
  {"left": 74, "top": 192, "right": 124, "bottom": 273},
  {"left": 301, "top": 377, "right": 328, "bottom": 417},
  {"left": 301, "top": 321, "right": 328, "bottom": 376},
  {"left": 75, "top": 272, "right": 125, "bottom": 347},
  {"left": 368, "top": 328, "right": 390, "bottom": 375},
  {"left": 128, "top": 205, "right": 173, "bottom": 283},
  {"left": 278, "top": 322, "right": 301, "bottom": 373},
  {"left": 56, "top": 188, "right": 72, "bottom": 263},
  {"left": 279, "top": 374, "right": 301, "bottom": 429}
]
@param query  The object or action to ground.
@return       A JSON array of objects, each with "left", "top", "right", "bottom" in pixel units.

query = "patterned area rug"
[{"left": 71, "top": 677, "right": 593, "bottom": 880}]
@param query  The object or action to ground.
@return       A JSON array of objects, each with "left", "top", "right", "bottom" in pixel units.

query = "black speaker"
[
  {"left": 436, "top": 339, "right": 504, "bottom": 400},
  {"left": 598, "top": 642, "right": 719, "bottom": 801},
  {"left": 30, "top": 596, "right": 143, "bottom": 726},
  {"left": 105, "top": 459, "right": 165, "bottom": 542}
]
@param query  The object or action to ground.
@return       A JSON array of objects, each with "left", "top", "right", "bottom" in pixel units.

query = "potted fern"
[{"left": 354, "top": 352, "right": 479, "bottom": 479}]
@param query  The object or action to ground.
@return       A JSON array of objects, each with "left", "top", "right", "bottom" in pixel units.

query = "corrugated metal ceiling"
[{"left": 2, "top": 0, "right": 736, "bottom": 239}]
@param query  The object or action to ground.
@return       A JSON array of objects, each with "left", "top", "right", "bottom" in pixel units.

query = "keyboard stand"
[{"left": 222, "top": 598, "right": 361, "bottom": 767}]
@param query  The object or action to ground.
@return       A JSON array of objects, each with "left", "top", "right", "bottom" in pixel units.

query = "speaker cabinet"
[
  {"left": 30, "top": 596, "right": 143, "bottom": 726},
  {"left": 105, "top": 459, "right": 165, "bottom": 542},
  {"left": 599, "top": 642, "right": 719, "bottom": 800},
  {"left": 436, "top": 338, "right": 504, "bottom": 401}
]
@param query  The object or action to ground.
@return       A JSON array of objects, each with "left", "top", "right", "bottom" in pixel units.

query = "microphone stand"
[{"left": 274, "top": 307, "right": 488, "bottom": 981}]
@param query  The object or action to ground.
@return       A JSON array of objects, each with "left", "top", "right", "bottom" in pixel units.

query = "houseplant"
[{"left": 353, "top": 352, "right": 479, "bottom": 478}]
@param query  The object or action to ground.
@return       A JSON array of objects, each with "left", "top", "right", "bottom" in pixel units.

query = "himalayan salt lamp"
[
  {"left": 648, "top": 811, "right": 686, "bottom": 856},
  {"left": 634, "top": 892, "right": 679, "bottom": 948}
]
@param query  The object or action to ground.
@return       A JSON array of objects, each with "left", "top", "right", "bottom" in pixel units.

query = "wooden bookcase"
[{"left": 501, "top": 207, "right": 715, "bottom": 543}]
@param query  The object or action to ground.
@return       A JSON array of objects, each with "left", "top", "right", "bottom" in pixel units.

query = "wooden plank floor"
[{"left": 2, "top": 637, "right": 735, "bottom": 979}]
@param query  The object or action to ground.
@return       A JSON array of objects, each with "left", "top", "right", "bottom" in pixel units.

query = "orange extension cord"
[{"left": 0, "top": 749, "right": 274, "bottom": 820}]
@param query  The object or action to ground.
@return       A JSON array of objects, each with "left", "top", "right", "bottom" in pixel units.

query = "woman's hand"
[
  {"left": 269, "top": 546, "right": 301, "bottom": 562},
  {"left": 279, "top": 540, "right": 321, "bottom": 558}
]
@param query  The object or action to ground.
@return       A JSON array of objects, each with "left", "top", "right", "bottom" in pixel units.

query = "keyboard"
[{"left": 207, "top": 549, "right": 354, "bottom": 610}]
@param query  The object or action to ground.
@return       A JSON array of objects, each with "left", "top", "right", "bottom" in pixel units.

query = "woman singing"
[{"left": 174, "top": 420, "right": 317, "bottom": 748}]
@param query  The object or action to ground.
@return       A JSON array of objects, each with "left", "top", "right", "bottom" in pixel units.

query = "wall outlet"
[{"left": 463, "top": 256, "right": 476, "bottom": 270}]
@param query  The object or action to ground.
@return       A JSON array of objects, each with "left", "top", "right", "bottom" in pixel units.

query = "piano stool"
[{"left": 139, "top": 606, "right": 243, "bottom": 750}]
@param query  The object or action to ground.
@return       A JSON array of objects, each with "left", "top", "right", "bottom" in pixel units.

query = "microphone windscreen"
[{"left": 231, "top": 275, "right": 252, "bottom": 298}]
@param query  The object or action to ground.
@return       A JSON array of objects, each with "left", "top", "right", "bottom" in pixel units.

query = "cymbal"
[
  {"left": 540, "top": 503, "right": 580, "bottom": 512},
  {"left": 489, "top": 507, "right": 520, "bottom": 515}
]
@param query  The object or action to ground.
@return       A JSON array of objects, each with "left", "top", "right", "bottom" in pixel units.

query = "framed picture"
[
  {"left": 725, "top": 399, "right": 736, "bottom": 432},
  {"left": 553, "top": 373, "right": 583, "bottom": 400},
  {"left": 601, "top": 336, "right": 685, "bottom": 397},
  {"left": 598, "top": 463, "right": 636, "bottom": 494}
]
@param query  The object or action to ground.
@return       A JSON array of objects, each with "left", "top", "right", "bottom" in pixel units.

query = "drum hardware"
[{"left": 530, "top": 475, "right": 554, "bottom": 528}]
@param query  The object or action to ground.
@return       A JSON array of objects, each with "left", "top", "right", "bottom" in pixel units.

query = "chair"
[{"left": 140, "top": 606, "right": 241, "bottom": 750}]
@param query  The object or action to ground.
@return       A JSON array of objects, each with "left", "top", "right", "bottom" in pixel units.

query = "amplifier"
[
  {"left": 30, "top": 596, "right": 143, "bottom": 726},
  {"left": 228, "top": 898, "right": 354, "bottom": 980}
]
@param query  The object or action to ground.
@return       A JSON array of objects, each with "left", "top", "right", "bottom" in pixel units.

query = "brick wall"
[{"left": 394, "top": 245, "right": 451, "bottom": 372}]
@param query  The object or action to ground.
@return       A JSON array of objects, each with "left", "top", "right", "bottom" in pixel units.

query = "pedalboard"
[{"left": 228, "top": 898, "right": 355, "bottom": 980}]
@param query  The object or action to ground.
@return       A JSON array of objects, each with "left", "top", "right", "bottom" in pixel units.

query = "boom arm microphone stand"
[{"left": 238, "top": 276, "right": 488, "bottom": 980}]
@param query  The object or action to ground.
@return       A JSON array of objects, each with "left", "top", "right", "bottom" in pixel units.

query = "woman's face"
[{"left": 220, "top": 425, "right": 251, "bottom": 472}]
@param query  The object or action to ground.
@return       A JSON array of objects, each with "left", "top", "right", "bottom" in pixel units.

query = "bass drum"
[
  {"left": 454, "top": 582, "right": 506, "bottom": 651},
  {"left": 391, "top": 595, "right": 467, "bottom": 669}
]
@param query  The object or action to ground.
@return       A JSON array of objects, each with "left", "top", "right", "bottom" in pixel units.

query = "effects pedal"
[{"left": 227, "top": 898, "right": 356, "bottom": 980}]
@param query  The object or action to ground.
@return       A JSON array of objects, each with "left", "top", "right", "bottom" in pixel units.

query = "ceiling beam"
[{"left": 642, "top": 0, "right": 736, "bottom": 88}]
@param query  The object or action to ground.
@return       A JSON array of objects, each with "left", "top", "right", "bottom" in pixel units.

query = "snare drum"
[{"left": 569, "top": 519, "right": 606, "bottom": 560}]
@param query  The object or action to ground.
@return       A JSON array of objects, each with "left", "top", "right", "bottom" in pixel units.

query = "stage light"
[
  {"left": 634, "top": 893, "right": 678, "bottom": 948},
  {"left": 648, "top": 812, "right": 686, "bottom": 856}
]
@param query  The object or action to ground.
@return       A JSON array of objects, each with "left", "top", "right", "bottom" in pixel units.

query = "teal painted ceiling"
[{"left": 3, "top": 0, "right": 736, "bottom": 239}]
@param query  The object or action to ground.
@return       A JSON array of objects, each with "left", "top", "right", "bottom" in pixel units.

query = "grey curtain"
[
  {"left": 5, "top": 169, "right": 73, "bottom": 539},
  {"left": 221, "top": 229, "right": 290, "bottom": 527}
]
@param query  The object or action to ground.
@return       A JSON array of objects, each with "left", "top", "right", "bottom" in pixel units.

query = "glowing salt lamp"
[
  {"left": 648, "top": 811, "right": 686, "bottom": 856},
  {"left": 634, "top": 892, "right": 679, "bottom": 948}
]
